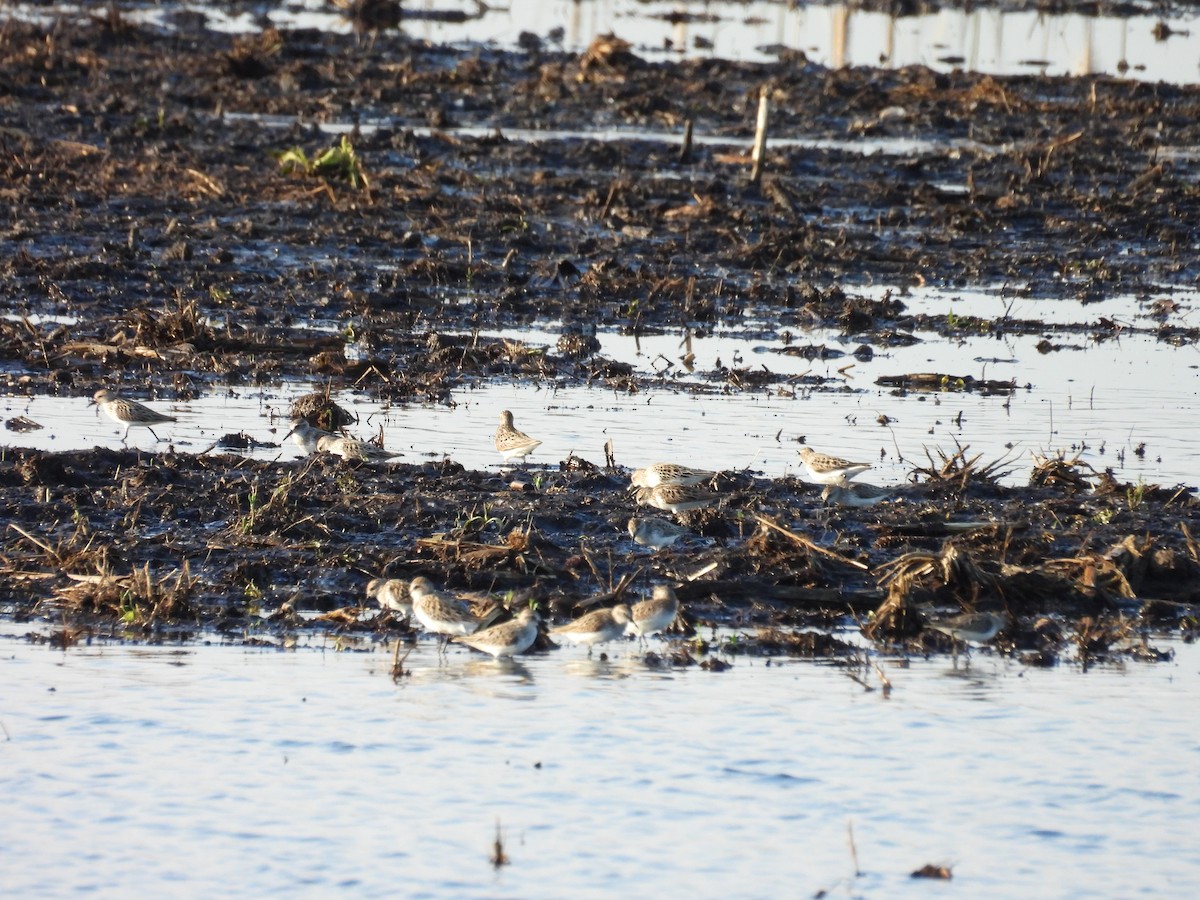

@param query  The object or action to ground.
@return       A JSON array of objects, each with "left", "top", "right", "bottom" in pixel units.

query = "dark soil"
[{"left": 1, "top": 13, "right": 1198, "bottom": 662}]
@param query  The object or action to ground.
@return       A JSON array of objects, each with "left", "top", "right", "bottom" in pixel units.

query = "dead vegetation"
[
  {"left": 0, "top": 435, "right": 1192, "bottom": 668},
  {"left": 5, "top": 521, "right": 199, "bottom": 626},
  {"left": 0, "top": 18, "right": 1198, "bottom": 665},
  {"left": 909, "top": 441, "right": 1021, "bottom": 493}
]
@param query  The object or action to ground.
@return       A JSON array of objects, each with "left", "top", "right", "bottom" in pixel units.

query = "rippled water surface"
[{"left": 2, "top": 628, "right": 1197, "bottom": 896}]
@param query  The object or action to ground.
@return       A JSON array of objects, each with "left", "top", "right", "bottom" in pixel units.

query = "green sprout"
[{"left": 276, "top": 135, "right": 369, "bottom": 190}]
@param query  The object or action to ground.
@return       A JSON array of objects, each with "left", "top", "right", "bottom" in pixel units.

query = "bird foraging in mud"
[
  {"left": 924, "top": 610, "right": 1009, "bottom": 648},
  {"left": 285, "top": 419, "right": 401, "bottom": 463},
  {"left": 629, "top": 585, "right": 680, "bottom": 640},
  {"left": 634, "top": 483, "right": 721, "bottom": 515},
  {"left": 409, "top": 576, "right": 501, "bottom": 645},
  {"left": 315, "top": 431, "right": 402, "bottom": 463},
  {"left": 797, "top": 446, "right": 873, "bottom": 485},
  {"left": 453, "top": 607, "right": 541, "bottom": 659},
  {"left": 367, "top": 578, "right": 412, "bottom": 618},
  {"left": 821, "top": 481, "right": 895, "bottom": 507},
  {"left": 629, "top": 462, "right": 717, "bottom": 489},
  {"left": 627, "top": 516, "right": 689, "bottom": 550},
  {"left": 550, "top": 604, "right": 633, "bottom": 656},
  {"left": 494, "top": 410, "right": 542, "bottom": 462},
  {"left": 90, "top": 389, "right": 176, "bottom": 443}
]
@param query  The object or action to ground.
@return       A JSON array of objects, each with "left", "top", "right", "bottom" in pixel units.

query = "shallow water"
[
  {"left": 137, "top": 0, "right": 1200, "bottom": 85},
  {"left": 7, "top": 0, "right": 1198, "bottom": 83},
  {"left": 2, "top": 627, "right": 1197, "bottom": 896},
  {"left": 5, "top": 285, "right": 1200, "bottom": 489}
]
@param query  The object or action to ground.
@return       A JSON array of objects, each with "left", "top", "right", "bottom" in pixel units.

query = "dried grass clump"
[
  {"left": 289, "top": 391, "right": 357, "bottom": 431},
  {"left": 876, "top": 544, "right": 998, "bottom": 598},
  {"left": 911, "top": 440, "right": 1019, "bottom": 492},
  {"left": 1029, "top": 450, "right": 1096, "bottom": 491},
  {"left": 114, "top": 297, "right": 213, "bottom": 350},
  {"left": 56, "top": 561, "right": 200, "bottom": 625}
]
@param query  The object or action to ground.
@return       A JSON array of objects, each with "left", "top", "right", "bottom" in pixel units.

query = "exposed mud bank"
[
  {"left": 1, "top": 16, "right": 1198, "bottom": 659},
  {"left": 1, "top": 443, "right": 1195, "bottom": 664}
]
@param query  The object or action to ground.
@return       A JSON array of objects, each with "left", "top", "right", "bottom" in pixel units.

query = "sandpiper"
[
  {"left": 286, "top": 420, "right": 400, "bottom": 462},
  {"left": 285, "top": 419, "right": 335, "bottom": 454},
  {"left": 627, "top": 516, "right": 689, "bottom": 550},
  {"left": 550, "top": 604, "right": 632, "bottom": 655},
  {"left": 494, "top": 410, "right": 542, "bottom": 462},
  {"left": 926, "top": 610, "right": 1009, "bottom": 646},
  {"left": 315, "top": 432, "right": 402, "bottom": 463},
  {"left": 797, "top": 446, "right": 873, "bottom": 484},
  {"left": 821, "top": 482, "right": 895, "bottom": 507},
  {"left": 634, "top": 483, "right": 721, "bottom": 515},
  {"left": 90, "top": 389, "right": 176, "bottom": 443},
  {"left": 629, "top": 585, "right": 680, "bottom": 639},
  {"left": 366, "top": 577, "right": 412, "bottom": 617},
  {"left": 409, "top": 576, "right": 494, "bottom": 644},
  {"left": 454, "top": 607, "right": 540, "bottom": 659},
  {"left": 630, "top": 463, "right": 717, "bottom": 489}
]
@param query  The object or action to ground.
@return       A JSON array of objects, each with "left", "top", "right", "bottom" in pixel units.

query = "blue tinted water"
[{"left": 2, "top": 630, "right": 1197, "bottom": 897}]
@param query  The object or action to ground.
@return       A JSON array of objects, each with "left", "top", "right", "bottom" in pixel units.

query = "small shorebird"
[
  {"left": 629, "top": 585, "right": 680, "bottom": 639},
  {"left": 366, "top": 577, "right": 412, "bottom": 617},
  {"left": 454, "top": 607, "right": 541, "bottom": 659},
  {"left": 315, "top": 432, "right": 401, "bottom": 463},
  {"left": 90, "top": 389, "right": 175, "bottom": 443},
  {"left": 550, "top": 604, "right": 632, "bottom": 656},
  {"left": 821, "top": 482, "right": 895, "bottom": 507},
  {"left": 634, "top": 483, "right": 721, "bottom": 515},
  {"left": 409, "top": 576, "right": 496, "bottom": 647},
  {"left": 286, "top": 420, "right": 400, "bottom": 462},
  {"left": 494, "top": 410, "right": 542, "bottom": 462},
  {"left": 925, "top": 610, "right": 1009, "bottom": 646},
  {"left": 627, "top": 516, "right": 689, "bottom": 550},
  {"left": 797, "top": 446, "right": 873, "bottom": 484},
  {"left": 630, "top": 463, "right": 717, "bottom": 489},
  {"left": 285, "top": 420, "right": 335, "bottom": 454}
]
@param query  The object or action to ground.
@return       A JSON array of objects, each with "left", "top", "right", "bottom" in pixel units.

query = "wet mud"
[
  {"left": 1, "top": 14, "right": 1199, "bottom": 662},
  {"left": 2, "top": 440, "right": 1196, "bottom": 666}
]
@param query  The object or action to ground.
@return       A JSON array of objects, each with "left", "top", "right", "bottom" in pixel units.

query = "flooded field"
[
  {"left": 3, "top": 628, "right": 1198, "bottom": 896},
  {"left": 6, "top": 295, "right": 1200, "bottom": 486},
  {"left": 3, "top": 0, "right": 1200, "bottom": 894},
  {"left": 99, "top": 0, "right": 1200, "bottom": 82}
]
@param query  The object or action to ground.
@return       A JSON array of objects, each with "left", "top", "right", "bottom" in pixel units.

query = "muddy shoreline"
[
  {"left": 2, "top": 18, "right": 1199, "bottom": 401},
  {"left": 2, "top": 440, "right": 1195, "bottom": 664},
  {"left": 1, "top": 16, "right": 1198, "bottom": 659}
]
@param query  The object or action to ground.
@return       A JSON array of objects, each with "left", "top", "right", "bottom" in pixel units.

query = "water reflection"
[
  {"left": 112, "top": 0, "right": 1200, "bottom": 84},
  {"left": 5, "top": 282, "right": 1200, "bottom": 487},
  {"left": 461, "top": 656, "right": 536, "bottom": 684}
]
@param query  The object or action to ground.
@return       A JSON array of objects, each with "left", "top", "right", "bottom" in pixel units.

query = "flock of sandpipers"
[{"left": 88, "top": 388, "right": 1010, "bottom": 658}]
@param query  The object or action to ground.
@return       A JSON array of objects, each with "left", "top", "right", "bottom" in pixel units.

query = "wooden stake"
[
  {"left": 678, "top": 119, "right": 693, "bottom": 164},
  {"left": 750, "top": 87, "right": 769, "bottom": 185}
]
